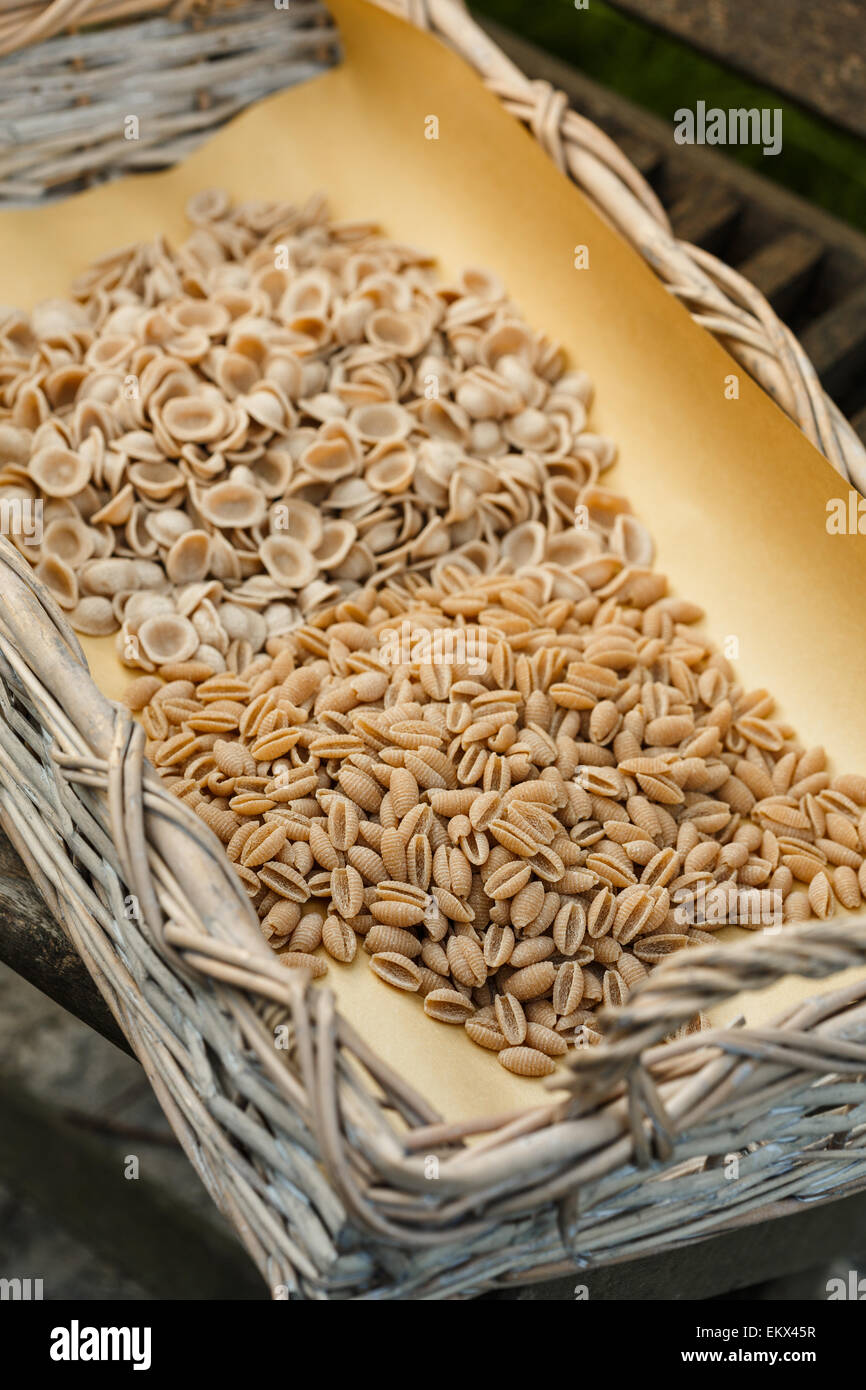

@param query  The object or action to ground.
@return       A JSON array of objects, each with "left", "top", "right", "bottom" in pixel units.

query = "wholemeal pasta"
[
  {"left": 136, "top": 556, "right": 866, "bottom": 1070},
  {"left": 6, "top": 189, "right": 866, "bottom": 1077}
]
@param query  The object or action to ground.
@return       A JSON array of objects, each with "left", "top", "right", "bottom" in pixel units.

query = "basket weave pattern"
[
  {"left": 0, "top": 1, "right": 336, "bottom": 204},
  {"left": 2, "top": 0, "right": 866, "bottom": 1297},
  {"left": 3, "top": 534, "right": 866, "bottom": 1297}
]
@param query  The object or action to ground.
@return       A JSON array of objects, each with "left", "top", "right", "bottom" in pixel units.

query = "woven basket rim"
[{"left": 2, "top": 0, "right": 866, "bottom": 1297}]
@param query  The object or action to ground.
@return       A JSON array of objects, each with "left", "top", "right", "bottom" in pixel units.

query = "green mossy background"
[{"left": 470, "top": 0, "right": 866, "bottom": 233}]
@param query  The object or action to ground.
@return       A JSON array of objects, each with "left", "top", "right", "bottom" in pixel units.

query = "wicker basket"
[{"left": 2, "top": 0, "right": 866, "bottom": 1300}]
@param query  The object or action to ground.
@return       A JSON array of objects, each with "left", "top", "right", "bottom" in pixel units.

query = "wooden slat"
[
  {"left": 489, "top": 1185, "right": 866, "bottom": 1300},
  {"left": 800, "top": 281, "right": 866, "bottom": 399},
  {"left": 669, "top": 181, "right": 742, "bottom": 252},
  {"left": 611, "top": 128, "right": 664, "bottom": 180},
  {"left": 0, "top": 829, "right": 129, "bottom": 1054},
  {"left": 737, "top": 230, "right": 824, "bottom": 315},
  {"left": 605, "top": 0, "right": 866, "bottom": 141}
]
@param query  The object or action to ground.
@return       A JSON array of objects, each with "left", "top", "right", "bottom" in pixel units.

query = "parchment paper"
[{"left": 2, "top": 0, "right": 864, "bottom": 1120}]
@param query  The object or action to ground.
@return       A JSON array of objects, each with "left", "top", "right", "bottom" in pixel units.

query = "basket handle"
[
  {"left": 558, "top": 915, "right": 866, "bottom": 1120},
  {"left": 370, "top": 0, "right": 866, "bottom": 492}
]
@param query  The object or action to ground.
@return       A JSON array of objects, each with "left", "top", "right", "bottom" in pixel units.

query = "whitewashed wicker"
[
  {"left": 2, "top": 0, "right": 866, "bottom": 1299},
  {"left": 0, "top": 1, "right": 335, "bottom": 203}
]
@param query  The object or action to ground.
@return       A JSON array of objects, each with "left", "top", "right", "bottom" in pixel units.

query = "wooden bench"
[{"left": 608, "top": 0, "right": 866, "bottom": 141}]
